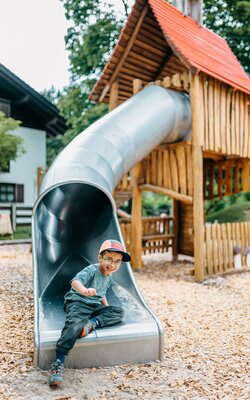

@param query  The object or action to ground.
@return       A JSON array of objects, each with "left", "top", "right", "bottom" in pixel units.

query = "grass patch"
[
  {"left": 0, "top": 225, "right": 31, "bottom": 241},
  {"left": 206, "top": 201, "right": 250, "bottom": 223}
]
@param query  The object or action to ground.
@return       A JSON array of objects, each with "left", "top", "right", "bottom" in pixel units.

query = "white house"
[
  {"left": 0, "top": 63, "right": 66, "bottom": 208},
  {"left": 1, "top": 126, "right": 46, "bottom": 206}
]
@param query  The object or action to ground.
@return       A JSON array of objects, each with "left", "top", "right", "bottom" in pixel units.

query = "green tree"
[
  {"left": 62, "top": 0, "right": 129, "bottom": 81},
  {"left": 46, "top": 0, "right": 131, "bottom": 166},
  {"left": 203, "top": 0, "right": 250, "bottom": 73},
  {"left": 0, "top": 112, "right": 24, "bottom": 171},
  {"left": 41, "top": 86, "right": 62, "bottom": 105},
  {"left": 46, "top": 84, "right": 108, "bottom": 165}
]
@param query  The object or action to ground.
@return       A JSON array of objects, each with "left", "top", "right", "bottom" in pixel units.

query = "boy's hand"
[
  {"left": 71, "top": 280, "right": 97, "bottom": 296},
  {"left": 83, "top": 288, "right": 97, "bottom": 296}
]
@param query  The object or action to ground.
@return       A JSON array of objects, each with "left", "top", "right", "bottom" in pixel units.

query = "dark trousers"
[{"left": 56, "top": 301, "right": 124, "bottom": 356}]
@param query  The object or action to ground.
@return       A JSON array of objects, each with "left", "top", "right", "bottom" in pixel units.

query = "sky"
[
  {"left": 0, "top": 0, "right": 133, "bottom": 94},
  {"left": 0, "top": 0, "right": 71, "bottom": 92}
]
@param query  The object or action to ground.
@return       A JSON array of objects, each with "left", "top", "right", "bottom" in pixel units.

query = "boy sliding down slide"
[{"left": 49, "top": 239, "right": 131, "bottom": 386}]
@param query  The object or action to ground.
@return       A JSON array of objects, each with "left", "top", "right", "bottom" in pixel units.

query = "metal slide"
[{"left": 32, "top": 85, "right": 191, "bottom": 370}]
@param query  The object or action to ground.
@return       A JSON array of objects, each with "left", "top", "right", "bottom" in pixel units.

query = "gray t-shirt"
[{"left": 64, "top": 263, "right": 112, "bottom": 305}]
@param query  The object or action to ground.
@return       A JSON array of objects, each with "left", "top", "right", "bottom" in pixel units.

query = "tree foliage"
[
  {"left": 46, "top": 1, "right": 131, "bottom": 165},
  {"left": 62, "top": 0, "right": 129, "bottom": 81},
  {"left": 0, "top": 112, "right": 24, "bottom": 172},
  {"left": 203, "top": 0, "right": 250, "bottom": 73},
  {"left": 41, "top": 86, "right": 62, "bottom": 105}
]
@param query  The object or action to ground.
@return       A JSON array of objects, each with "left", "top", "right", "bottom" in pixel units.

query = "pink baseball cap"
[{"left": 99, "top": 239, "right": 131, "bottom": 262}]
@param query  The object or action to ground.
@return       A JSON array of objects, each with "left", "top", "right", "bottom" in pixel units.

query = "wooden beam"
[
  {"left": 140, "top": 184, "right": 193, "bottom": 204},
  {"left": 142, "top": 233, "right": 175, "bottom": 240},
  {"left": 190, "top": 73, "right": 205, "bottom": 282},
  {"left": 129, "top": 50, "right": 159, "bottom": 67},
  {"left": 155, "top": 47, "right": 173, "bottom": 80},
  {"left": 117, "top": 209, "right": 131, "bottom": 219},
  {"left": 203, "top": 150, "right": 225, "bottom": 160},
  {"left": 99, "top": 4, "right": 149, "bottom": 103}
]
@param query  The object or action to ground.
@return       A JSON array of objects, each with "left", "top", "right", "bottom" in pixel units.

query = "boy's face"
[{"left": 98, "top": 250, "right": 123, "bottom": 276}]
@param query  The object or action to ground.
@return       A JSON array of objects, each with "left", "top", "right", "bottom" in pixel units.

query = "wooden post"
[
  {"left": 11, "top": 203, "right": 16, "bottom": 232},
  {"left": 130, "top": 162, "right": 143, "bottom": 268},
  {"left": 133, "top": 79, "right": 143, "bottom": 94},
  {"left": 109, "top": 81, "right": 119, "bottom": 111},
  {"left": 241, "top": 159, "right": 250, "bottom": 192},
  {"left": 37, "top": 167, "right": 44, "bottom": 195},
  {"left": 129, "top": 78, "right": 143, "bottom": 268},
  {"left": 172, "top": 200, "right": 179, "bottom": 260},
  {"left": 190, "top": 73, "right": 205, "bottom": 281}
]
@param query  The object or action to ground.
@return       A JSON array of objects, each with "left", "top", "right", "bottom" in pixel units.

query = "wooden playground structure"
[{"left": 89, "top": 0, "right": 250, "bottom": 281}]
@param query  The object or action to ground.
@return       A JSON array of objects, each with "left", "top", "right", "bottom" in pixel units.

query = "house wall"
[{"left": 0, "top": 126, "right": 46, "bottom": 206}]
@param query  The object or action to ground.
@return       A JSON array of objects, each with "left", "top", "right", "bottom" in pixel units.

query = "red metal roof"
[{"left": 148, "top": 0, "right": 250, "bottom": 94}]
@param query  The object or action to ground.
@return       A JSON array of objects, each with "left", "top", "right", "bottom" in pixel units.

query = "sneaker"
[
  {"left": 80, "top": 319, "right": 97, "bottom": 337},
  {"left": 49, "top": 359, "right": 64, "bottom": 386}
]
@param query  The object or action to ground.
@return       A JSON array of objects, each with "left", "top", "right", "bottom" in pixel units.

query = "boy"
[{"left": 49, "top": 239, "right": 131, "bottom": 386}]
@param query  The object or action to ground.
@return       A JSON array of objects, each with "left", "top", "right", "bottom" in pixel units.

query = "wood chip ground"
[{"left": 0, "top": 245, "right": 249, "bottom": 400}]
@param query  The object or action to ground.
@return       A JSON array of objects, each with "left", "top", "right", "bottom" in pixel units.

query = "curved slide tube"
[{"left": 32, "top": 86, "right": 191, "bottom": 369}]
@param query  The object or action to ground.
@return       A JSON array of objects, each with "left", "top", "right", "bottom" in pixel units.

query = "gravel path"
[{"left": 0, "top": 244, "right": 249, "bottom": 400}]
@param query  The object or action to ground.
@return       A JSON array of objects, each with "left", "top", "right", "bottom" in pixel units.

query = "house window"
[{"left": 0, "top": 183, "right": 24, "bottom": 203}]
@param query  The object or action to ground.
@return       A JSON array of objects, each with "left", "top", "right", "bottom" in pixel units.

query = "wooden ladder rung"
[{"left": 142, "top": 234, "right": 175, "bottom": 241}]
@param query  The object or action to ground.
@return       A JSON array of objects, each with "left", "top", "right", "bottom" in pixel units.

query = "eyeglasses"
[{"left": 101, "top": 255, "right": 122, "bottom": 267}]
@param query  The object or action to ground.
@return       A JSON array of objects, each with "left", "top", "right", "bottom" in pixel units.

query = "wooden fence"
[
  {"left": 200, "top": 74, "right": 250, "bottom": 157},
  {"left": 119, "top": 215, "right": 174, "bottom": 254},
  {"left": 204, "top": 222, "right": 250, "bottom": 275},
  {"left": 0, "top": 204, "right": 32, "bottom": 231}
]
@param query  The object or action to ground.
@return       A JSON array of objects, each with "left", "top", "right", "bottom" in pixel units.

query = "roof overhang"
[
  {"left": 90, "top": 0, "right": 250, "bottom": 103},
  {"left": 89, "top": 0, "right": 188, "bottom": 104},
  {"left": 0, "top": 63, "right": 67, "bottom": 136}
]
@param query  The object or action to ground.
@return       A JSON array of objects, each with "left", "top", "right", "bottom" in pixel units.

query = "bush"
[
  {"left": 206, "top": 202, "right": 250, "bottom": 223},
  {"left": 142, "top": 192, "right": 171, "bottom": 216},
  {"left": 244, "top": 191, "right": 250, "bottom": 201}
]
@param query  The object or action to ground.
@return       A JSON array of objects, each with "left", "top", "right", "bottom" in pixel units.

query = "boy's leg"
[
  {"left": 92, "top": 305, "right": 124, "bottom": 328},
  {"left": 56, "top": 301, "right": 92, "bottom": 356},
  {"left": 49, "top": 301, "right": 93, "bottom": 386}
]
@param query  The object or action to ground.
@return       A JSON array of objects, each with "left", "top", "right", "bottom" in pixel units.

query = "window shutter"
[{"left": 16, "top": 184, "right": 24, "bottom": 203}]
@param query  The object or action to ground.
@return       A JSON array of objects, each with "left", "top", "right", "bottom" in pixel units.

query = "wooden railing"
[
  {"left": 142, "top": 215, "right": 174, "bottom": 254},
  {"left": 204, "top": 158, "right": 250, "bottom": 199},
  {"left": 143, "top": 144, "right": 193, "bottom": 197},
  {"left": 119, "top": 214, "right": 174, "bottom": 255},
  {"left": 204, "top": 222, "right": 250, "bottom": 275}
]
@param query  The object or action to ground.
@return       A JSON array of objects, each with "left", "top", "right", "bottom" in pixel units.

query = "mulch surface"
[{"left": 0, "top": 245, "right": 249, "bottom": 399}]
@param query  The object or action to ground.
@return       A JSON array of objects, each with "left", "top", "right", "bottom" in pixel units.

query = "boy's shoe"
[
  {"left": 80, "top": 319, "right": 97, "bottom": 337},
  {"left": 49, "top": 359, "right": 64, "bottom": 386}
]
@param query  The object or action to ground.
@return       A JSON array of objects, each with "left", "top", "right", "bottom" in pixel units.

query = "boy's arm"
[
  {"left": 101, "top": 295, "right": 109, "bottom": 306},
  {"left": 71, "top": 279, "right": 96, "bottom": 296}
]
